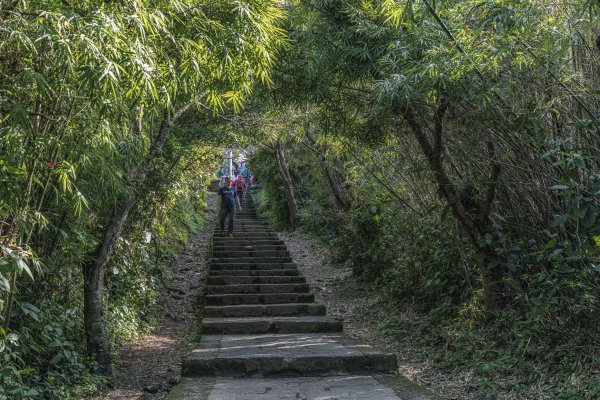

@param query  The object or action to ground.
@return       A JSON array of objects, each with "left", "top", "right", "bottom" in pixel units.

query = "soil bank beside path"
[
  {"left": 278, "top": 230, "right": 474, "bottom": 400},
  {"left": 91, "top": 205, "right": 216, "bottom": 400}
]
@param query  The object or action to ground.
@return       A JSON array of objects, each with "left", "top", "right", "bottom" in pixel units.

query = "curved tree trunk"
[
  {"left": 81, "top": 98, "right": 199, "bottom": 375},
  {"left": 322, "top": 162, "right": 349, "bottom": 211},
  {"left": 82, "top": 200, "right": 133, "bottom": 375},
  {"left": 275, "top": 139, "right": 299, "bottom": 229},
  {"left": 399, "top": 101, "right": 503, "bottom": 314}
]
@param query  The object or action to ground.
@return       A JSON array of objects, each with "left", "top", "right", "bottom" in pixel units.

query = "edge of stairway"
[{"left": 166, "top": 190, "right": 440, "bottom": 400}]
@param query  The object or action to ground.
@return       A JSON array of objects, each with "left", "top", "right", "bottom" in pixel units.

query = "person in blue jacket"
[{"left": 217, "top": 176, "right": 242, "bottom": 237}]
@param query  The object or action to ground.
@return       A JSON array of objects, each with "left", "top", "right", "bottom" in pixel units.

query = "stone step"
[
  {"left": 213, "top": 239, "right": 285, "bottom": 246},
  {"left": 182, "top": 333, "right": 398, "bottom": 377},
  {"left": 226, "top": 212, "right": 258, "bottom": 214},
  {"left": 207, "top": 283, "right": 310, "bottom": 295},
  {"left": 208, "top": 269, "right": 300, "bottom": 277},
  {"left": 214, "top": 231, "right": 275, "bottom": 236},
  {"left": 201, "top": 316, "right": 342, "bottom": 334},
  {"left": 219, "top": 217, "right": 262, "bottom": 220},
  {"left": 204, "top": 303, "right": 326, "bottom": 318},
  {"left": 213, "top": 237, "right": 281, "bottom": 243},
  {"left": 215, "top": 218, "right": 263, "bottom": 222},
  {"left": 214, "top": 226, "right": 271, "bottom": 230},
  {"left": 207, "top": 276, "right": 306, "bottom": 285},
  {"left": 205, "top": 293, "right": 314, "bottom": 305},
  {"left": 212, "top": 244, "right": 288, "bottom": 252},
  {"left": 213, "top": 233, "right": 279, "bottom": 239},
  {"left": 166, "top": 196, "right": 426, "bottom": 399},
  {"left": 212, "top": 256, "right": 293, "bottom": 264},
  {"left": 218, "top": 227, "right": 270, "bottom": 231},
  {"left": 212, "top": 250, "right": 291, "bottom": 258},
  {"left": 213, "top": 237, "right": 279, "bottom": 242},
  {"left": 213, "top": 236, "right": 281, "bottom": 242},
  {"left": 214, "top": 224, "right": 270, "bottom": 228},
  {"left": 210, "top": 263, "right": 297, "bottom": 271},
  {"left": 233, "top": 220, "right": 262, "bottom": 222},
  {"left": 170, "top": 375, "right": 405, "bottom": 400},
  {"left": 230, "top": 225, "right": 267, "bottom": 227}
]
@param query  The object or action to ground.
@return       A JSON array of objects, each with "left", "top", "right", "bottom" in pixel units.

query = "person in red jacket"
[{"left": 232, "top": 175, "right": 246, "bottom": 201}]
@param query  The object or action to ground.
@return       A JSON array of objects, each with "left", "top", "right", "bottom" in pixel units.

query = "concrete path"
[{"left": 166, "top": 194, "right": 437, "bottom": 400}]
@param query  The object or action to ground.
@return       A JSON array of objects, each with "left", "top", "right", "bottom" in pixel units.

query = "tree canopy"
[{"left": 1, "top": 0, "right": 600, "bottom": 398}]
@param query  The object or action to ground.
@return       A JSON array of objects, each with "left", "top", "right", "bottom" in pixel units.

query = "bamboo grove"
[
  {"left": 246, "top": 0, "right": 600, "bottom": 398},
  {"left": 1, "top": 0, "right": 600, "bottom": 398},
  {"left": 0, "top": 0, "right": 284, "bottom": 397}
]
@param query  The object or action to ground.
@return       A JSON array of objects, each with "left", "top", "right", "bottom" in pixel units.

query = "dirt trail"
[{"left": 92, "top": 212, "right": 215, "bottom": 400}]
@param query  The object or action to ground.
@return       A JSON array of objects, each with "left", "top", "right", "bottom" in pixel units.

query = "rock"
[
  {"left": 165, "top": 312, "right": 176, "bottom": 320},
  {"left": 143, "top": 384, "right": 159, "bottom": 393},
  {"left": 167, "top": 286, "right": 186, "bottom": 295}
]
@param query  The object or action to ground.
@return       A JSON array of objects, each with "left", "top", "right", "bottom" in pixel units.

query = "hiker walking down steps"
[{"left": 218, "top": 176, "right": 242, "bottom": 237}]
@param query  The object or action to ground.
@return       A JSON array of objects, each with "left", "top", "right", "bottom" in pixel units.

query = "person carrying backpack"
[
  {"left": 232, "top": 174, "right": 246, "bottom": 200},
  {"left": 242, "top": 167, "right": 251, "bottom": 187},
  {"left": 217, "top": 176, "right": 242, "bottom": 237}
]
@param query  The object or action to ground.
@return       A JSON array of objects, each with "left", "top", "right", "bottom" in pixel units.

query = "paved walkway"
[{"left": 166, "top": 194, "right": 436, "bottom": 399}]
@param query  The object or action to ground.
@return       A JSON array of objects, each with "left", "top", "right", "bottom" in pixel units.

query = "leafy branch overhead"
[
  {"left": 1, "top": 0, "right": 600, "bottom": 398},
  {"left": 246, "top": 0, "right": 600, "bottom": 398},
  {"left": 0, "top": 0, "right": 286, "bottom": 388}
]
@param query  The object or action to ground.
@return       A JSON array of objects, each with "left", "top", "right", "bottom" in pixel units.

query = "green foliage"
[
  {"left": 248, "top": 147, "right": 291, "bottom": 228},
  {"left": 247, "top": 0, "right": 600, "bottom": 395},
  {"left": 0, "top": 184, "right": 211, "bottom": 398},
  {"left": 1, "top": 0, "right": 284, "bottom": 394},
  {"left": 2, "top": 0, "right": 600, "bottom": 396},
  {"left": 250, "top": 129, "right": 600, "bottom": 398},
  {"left": 376, "top": 221, "right": 477, "bottom": 312},
  {"left": 0, "top": 301, "right": 103, "bottom": 400}
]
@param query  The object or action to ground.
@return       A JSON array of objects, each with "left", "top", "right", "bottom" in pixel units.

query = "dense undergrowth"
[
  {"left": 245, "top": 0, "right": 600, "bottom": 397},
  {"left": 3, "top": 0, "right": 600, "bottom": 398},
  {"left": 250, "top": 144, "right": 600, "bottom": 399},
  {"left": 0, "top": 190, "right": 211, "bottom": 399}
]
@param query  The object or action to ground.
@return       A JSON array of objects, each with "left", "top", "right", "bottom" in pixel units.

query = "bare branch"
[{"left": 479, "top": 142, "right": 501, "bottom": 225}]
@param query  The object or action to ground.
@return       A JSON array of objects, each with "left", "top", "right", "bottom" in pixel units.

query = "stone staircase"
[{"left": 167, "top": 194, "right": 422, "bottom": 399}]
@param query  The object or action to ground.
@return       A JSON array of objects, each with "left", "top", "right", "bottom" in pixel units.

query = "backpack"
[{"left": 236, "top": 179, "right": 244, "bottom": 191}]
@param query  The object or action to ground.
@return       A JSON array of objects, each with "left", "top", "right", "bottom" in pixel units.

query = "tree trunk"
[
  {"left": 304, "top": 133, "right": 349, "bottom": 211},
  {"left": 322, "top": 161, "right": 349, "bottom": 211},
  {"left": 82, "top": 199, "right": 133, "bottom": 376},
  {"left": 476, "top": 250, "right": 504, "bottom": 312},
  {"left": 399, "top": 102, "right": 503, "bottom": 314},
  {"left": 275, "top": 139, "right": 299, "bottom": 229},
  {"left": 81, "top": 98, "right": 199, "bottom": 375}
]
